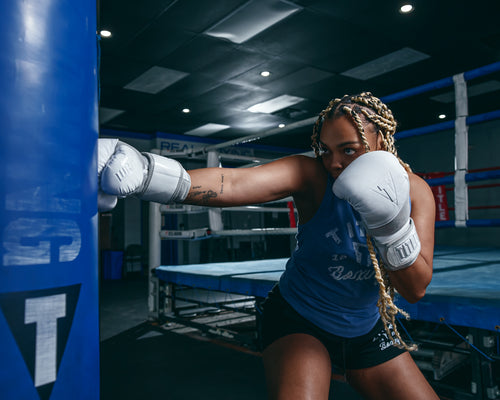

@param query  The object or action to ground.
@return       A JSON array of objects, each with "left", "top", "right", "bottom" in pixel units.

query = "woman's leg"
[
  {"left": 262, "top": 333, "right": 332, "bottom": 400},
  {"left": 346, "top": 352, "right": 440, "bottom": 400}
]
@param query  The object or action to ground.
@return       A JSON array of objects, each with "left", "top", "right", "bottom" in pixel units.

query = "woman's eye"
[{"left": 344, "top": 148, "right": 356, "bottom": 156}]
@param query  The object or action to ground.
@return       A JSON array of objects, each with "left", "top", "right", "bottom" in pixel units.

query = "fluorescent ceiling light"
[
  {"left": 204, "top": 0, "right": 301, "bottom": 44},
  {"left": 247, "top": 94, "right": 305, "bottom": 113},
  {"left": 184, "top": 123, "right": 231, "bottom": 136},
  {"left": 124, "top": 66, "right": 188, "bottom": 94},
  {"left": 99, "top": 107, "right": 124, "bottom": 124},
  {"left": 430, "top": 80, "right": 500, "bottom": 103},
  {"left": 341, "top": 47, "right": 429, "bottom": 80}
]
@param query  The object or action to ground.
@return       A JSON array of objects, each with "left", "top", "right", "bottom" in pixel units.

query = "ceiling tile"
[
  {"left": 159, "top": 36, "right": 235, "bottom": 73},
  {"left": 122, "top": 26, "right": 194, "bottom": 64},
  {"left": 262, "top": 67, "right": 334, "bottom": 92},
  {"left": 154, "top": 0, "right": 249, "bottom": 32},
  {"left": 98, "top": 0, "right": 500, "bottom": 150},
  {"left": 200, "top": 47, "right": 268, "bottom": 82}
]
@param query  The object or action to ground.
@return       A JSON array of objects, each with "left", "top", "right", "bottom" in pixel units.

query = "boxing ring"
[
  {"left": 154, "top": 247, "right": 500, "bottom": 331},
  {"left": 151, "top": 248, "right": 500, "bottom": 399},
  {"left": 152, "top": 247, "right": 500, "bottom": 398},
  {"left": 147, "top": 61, "right": 500, "bottom": 400}
]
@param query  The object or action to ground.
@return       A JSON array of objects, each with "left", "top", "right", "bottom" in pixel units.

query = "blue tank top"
[{"left": 279, "top": 176, "right": 380, "bottom": 338}]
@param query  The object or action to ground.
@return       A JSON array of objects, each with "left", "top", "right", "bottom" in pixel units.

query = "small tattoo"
[
  {"left": 220, "top": 174, "right": 224, "bottom": 194},
  {"left": 202, "top": 190, "right": 217, "bottom": 203},
  {"left": 189, "top": 188, "right": 218, "bottom": 205}
]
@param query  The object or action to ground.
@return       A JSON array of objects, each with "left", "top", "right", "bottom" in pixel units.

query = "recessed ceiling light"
[
  {"left": 100, "top": 30, "right": 112, "bottom": 38},
  {"left": 182, "top": 108, "right": 190, "bottom": 113},
  {"left": 400, "top": 4, "right": 414, "bottom": 13},
  {"left": 438, "top": 114, "right": 446, "bottom": 119},
  {"left": 278, "top": 123, "right": 285, "bottom": 128},
  {"left": 260, "top": 71, "right": 271, "bottom": 77}
]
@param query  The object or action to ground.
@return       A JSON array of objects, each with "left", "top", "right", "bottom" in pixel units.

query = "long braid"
[
  {"left": 341, "top": 106, "right": 371, "bottom": 153},
  {"left": 312, "top": 92, "right": 416, "bottom": 351},
  {"left": 367, "top": 237, "right": 417, "bottom": 351}
]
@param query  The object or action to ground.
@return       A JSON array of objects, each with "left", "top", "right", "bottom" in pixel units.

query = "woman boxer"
[{"left": 98, "top": 92, "right": 439, "bottom": 399}]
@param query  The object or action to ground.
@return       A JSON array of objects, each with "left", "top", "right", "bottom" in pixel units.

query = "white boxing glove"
[
  {"left": 98, "top": 139, "right": 191, "bottom": 211},
  {"left": 332, "top": 151, "right": 420, "bottom": 270},
  {"left": 98, "top": 139, "right": 119, "bottom": 212}
]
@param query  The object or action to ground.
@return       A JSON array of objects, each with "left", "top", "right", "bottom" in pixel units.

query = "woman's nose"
[{"left": 325, "top": 153, "right": 343, "bottom": 170}]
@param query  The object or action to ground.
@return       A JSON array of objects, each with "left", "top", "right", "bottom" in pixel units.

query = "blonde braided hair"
[{"left": 312, "top": 92, "right": 416, "bottom": 351}]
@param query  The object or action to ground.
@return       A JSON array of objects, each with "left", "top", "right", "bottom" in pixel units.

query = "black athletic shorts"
[{"left": 259, "top": 285, "right": 406, "bottom": 371}]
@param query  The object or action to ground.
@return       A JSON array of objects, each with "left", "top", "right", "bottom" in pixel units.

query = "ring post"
[
  {"left": 453, "top": 73, "right": 469, "bottom": 228},
  {"left": 0, "top": 1, "right": 99, "bottom": 399}
]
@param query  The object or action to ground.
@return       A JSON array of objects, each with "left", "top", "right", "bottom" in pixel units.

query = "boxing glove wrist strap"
[
  {"left": 137, "top": 152, "right": 191, "bottom": 204},
  {"left": 373, "top": 218, "right": 421, "bottom": 271}
]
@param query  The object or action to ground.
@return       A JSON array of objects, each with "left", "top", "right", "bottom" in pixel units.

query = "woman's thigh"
[
  {"left": 346, "top": 352, "right": 440, "bottom": 400},
  {"left": 262, "top": 333, "right": 332, "bottom": 400}
]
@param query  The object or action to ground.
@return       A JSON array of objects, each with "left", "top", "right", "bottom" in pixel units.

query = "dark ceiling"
[{"left": 97, "top": 0, "right": 500, "bottom": 152}]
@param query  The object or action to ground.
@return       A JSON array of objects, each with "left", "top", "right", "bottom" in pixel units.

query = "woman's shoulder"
[
  {"left": 281, "top": 153, "right": 320, "bottom": 165},
  {"left": 409, "top": 172, "right": 431, "bottom": 189},
  {"left": 409, "top": 172, "right": 435, "bottom": 205},
  {"left": 283, "top": 154, "right": 327, "bottom": 187},
  {"left": 284, "top": 154, "right": 325, "bottom": 174},
  {"left": 282, "top": 155, "right": 328, "bottom": 222}
]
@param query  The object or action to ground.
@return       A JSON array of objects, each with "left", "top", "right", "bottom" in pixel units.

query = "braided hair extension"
[
  {"left": 311, "top": 92, "right": 412, "bottom": 173},
  {"left": 312, "top": 92, "right": 417, "bottom": 351}
]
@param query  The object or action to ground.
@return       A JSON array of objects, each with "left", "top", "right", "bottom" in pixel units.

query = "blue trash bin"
[{"left": 102, "top": 251, "right": 124, "bottom": 280}]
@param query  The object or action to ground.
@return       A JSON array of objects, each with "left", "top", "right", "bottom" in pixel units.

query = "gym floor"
[{"left": 99, "top": 274, "right": 363, "bottom": 400}]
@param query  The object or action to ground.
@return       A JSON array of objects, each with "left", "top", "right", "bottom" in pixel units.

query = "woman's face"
[{"left": 318, "top": 116, "right": 382, "bottom": 179}]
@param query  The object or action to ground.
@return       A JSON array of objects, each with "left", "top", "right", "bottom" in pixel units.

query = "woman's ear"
[{"left": 376, "top": 132, "right": 384, "bottom": 150}]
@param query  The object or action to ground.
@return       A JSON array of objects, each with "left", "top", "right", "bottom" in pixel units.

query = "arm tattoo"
[
  {"left": 220, "top": 174, "right": 224, "bottom": 195},
  {"left": 188, "top": 185, "right": 218, "bottom": 205}
]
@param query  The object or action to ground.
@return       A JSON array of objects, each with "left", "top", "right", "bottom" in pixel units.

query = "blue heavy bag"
[{"left": 0, "top": 1, "right": 99, "bottom": 399}]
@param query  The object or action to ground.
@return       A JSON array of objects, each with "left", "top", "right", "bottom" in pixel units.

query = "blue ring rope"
[
  {"left": 426, "top": 169, "right": 500, "bottom": 187},
  {"left": 395, "top": 109, "right": 500, "bottom": 140},
  {"left": 381, "top": 61, "right": 500, "bottom": 104},
  {"left": 442, "top": 321, "right": 495, "bottom": 362}
]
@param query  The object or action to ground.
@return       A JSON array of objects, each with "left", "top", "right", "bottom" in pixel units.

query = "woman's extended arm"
[
  {"left": 184, "top": 155, "right": 318, "bottom": 207},
  {"left": 97, "top": 138, "right": 324, "bottom": 214}
]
